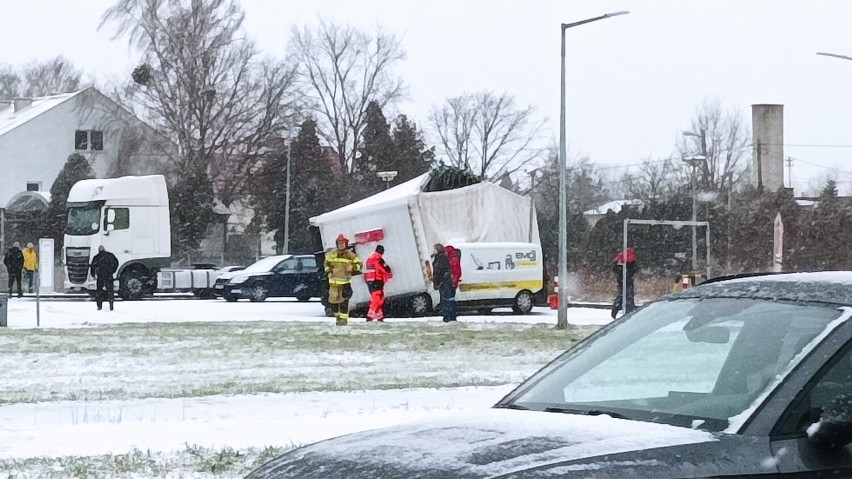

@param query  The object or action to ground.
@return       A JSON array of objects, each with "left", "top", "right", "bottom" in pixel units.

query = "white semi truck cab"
[{"left": 64, "top": 175, "right": 173, "bottom": 299}]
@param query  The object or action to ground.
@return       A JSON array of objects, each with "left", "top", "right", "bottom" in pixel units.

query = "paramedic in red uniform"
[{"left": 365, "top": 245, "right": 393, "bottom": 321}]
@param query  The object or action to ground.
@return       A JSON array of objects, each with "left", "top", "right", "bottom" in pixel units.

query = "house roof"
[
  {"left": 0, "top": 89, "right": 86, "bottom": 137},
  {"left": 583, "top": 199, "right": 644, "bottom": 216}
]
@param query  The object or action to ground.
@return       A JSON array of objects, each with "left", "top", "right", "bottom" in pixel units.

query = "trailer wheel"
[
  {"left": 296, "top": 294, "right": 311, "bottom": 302},
  {"left": 120, "top": 266, "right": 150, "bottom": 300},
  {"left": 409, "top": 294, "right": 432, "bottom": 317},
  {"left": 248, "top": 284, "right": 267, "bottom": 302},
  {"left": 512, "top": 290, "right": 534, "bottom": 315}
]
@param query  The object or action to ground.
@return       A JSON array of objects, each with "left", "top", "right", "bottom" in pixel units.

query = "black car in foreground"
[
  {"left": 213, "top": 254, "right": 320, "bottom": 302},
  {"left": 247, "top": 271, "right": 852, "bottom": 478}
]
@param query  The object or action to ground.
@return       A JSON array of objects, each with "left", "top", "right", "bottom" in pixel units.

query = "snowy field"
[{"left": 0, "top": 297, "right": 611, "bottom": 478}]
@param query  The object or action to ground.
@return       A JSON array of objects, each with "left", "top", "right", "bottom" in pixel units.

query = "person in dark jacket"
[
  {"left": 365, "top": 245, "right": 392, "bottom": 322},
  {"left": 90, "top": 245, "right": 119, "bottom": 311},
  {"left": 3, "top": 242, "right": 24, "bottom": 298},
  {"left": 611, "top": 246, "right": 637, "bottom": 319},
  {"left": 432, "top": 243, "right": 457, "bottom": 322}
]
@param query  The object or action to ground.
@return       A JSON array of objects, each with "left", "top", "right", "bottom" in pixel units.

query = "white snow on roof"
[
  {"left": 310, "top": 173, "right": 429, "bottom": 224},
  {"left": 584, "top": 199, "right": 643, "bottom": 216},
  {"left": 0, "top": 90, "right": 85, "bottom": 137}
]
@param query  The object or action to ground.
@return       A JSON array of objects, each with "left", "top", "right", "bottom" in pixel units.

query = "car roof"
[{"left": 676, "top": 271, "right": 852, "bottom": 306}]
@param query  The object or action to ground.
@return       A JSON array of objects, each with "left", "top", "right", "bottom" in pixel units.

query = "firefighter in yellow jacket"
[{"left": 324, "top": 234, "right": 362, "bottom": 326}]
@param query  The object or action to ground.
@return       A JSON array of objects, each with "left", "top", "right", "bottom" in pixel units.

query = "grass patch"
[
  {"left": 0, "top": 321, "right": 597, "bottom": 404},
  {"left": 0, "top": 445, "right": 290, "bottom": 479}
]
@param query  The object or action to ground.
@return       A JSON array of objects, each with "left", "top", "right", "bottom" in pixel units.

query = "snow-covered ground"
[{"left": 0, "top": 297, "right": 612, "bottom": 478}]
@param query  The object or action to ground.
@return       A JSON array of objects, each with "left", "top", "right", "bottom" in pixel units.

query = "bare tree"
[
  {"left": 677, "top": 98, "right": 751, "bottom": 193},
  {"left": 0, "top": 64, "right": 20, "bottom": 99},
  {"left": 101, "top": 0, "right": 298, "bottom": 205},
  {"left": 624, "top": 157, "right": 679, "bottom": 203},
  {"left": 20, "top": 56, "right": 83, "bottom": 97},
  {"left": 289, "top": 19, "right": 406, "bottom": 174},
  {"left": 428, "top": 91, "right": 546, "bottom": 180}
]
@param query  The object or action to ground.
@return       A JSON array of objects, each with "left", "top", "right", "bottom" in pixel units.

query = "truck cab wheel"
[
  {"left": 120, "top": 267, "right": 150, "bottom": 301},
  {"left": 512, "top": 290, "right": 534, "bottom": 315},
  {"left": 409, "top": 294, "right": 432, "bottom": 317}
]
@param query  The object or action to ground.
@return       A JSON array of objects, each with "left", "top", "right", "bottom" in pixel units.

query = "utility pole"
[
  {"left": 786, "top": 156, "right": 794, "bottom": 189},
  {"left": 527, "top": 170, "right": 537, "bottom": 243},
  {"left": 756, "top": 140, "right": 763, "bottom": 193}
]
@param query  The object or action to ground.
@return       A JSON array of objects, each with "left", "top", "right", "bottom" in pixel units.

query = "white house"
[{"left": 0, "top": 87, "right": 176, "bottom": 213}]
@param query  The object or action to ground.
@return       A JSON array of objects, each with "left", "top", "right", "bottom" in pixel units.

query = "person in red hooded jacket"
[
  {"left": 365, "top": 245, "right": 392, "bottom": 321},
  {"left": 611, "top": 245, "right": 637, "bottom": 319},
  {"left": 445, "top": 245, "right": 462, "bottom": 290}
]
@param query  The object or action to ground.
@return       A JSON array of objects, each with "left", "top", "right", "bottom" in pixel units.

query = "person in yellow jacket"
[
  {"left": 22, "top": 242, "right": 38, "bottom": 294},
  {"left": 324, "top": 234, "right": 362, "bottom": 326}
]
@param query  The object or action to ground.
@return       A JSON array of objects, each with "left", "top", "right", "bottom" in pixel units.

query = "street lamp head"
[
  {"left": 606, "top": 10, "right": 630, "bottom": 17},
  {"left": 682, "top": 131, "right": 702, "bottom": 138}
]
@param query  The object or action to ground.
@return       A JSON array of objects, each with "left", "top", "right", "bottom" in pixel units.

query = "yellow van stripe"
[{"left": 458, "top": 280, "right": 543, "bottom": 293}]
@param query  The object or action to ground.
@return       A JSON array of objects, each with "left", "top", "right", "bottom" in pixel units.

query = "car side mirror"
[{"left": 808, "top": 394, "right": 852, "bottom": 452}]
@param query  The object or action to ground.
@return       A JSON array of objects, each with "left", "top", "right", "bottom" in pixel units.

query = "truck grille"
[{"left": 66, "top": 248, "right": 91, "bottom": 284}]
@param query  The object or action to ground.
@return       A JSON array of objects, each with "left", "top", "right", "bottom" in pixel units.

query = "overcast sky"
[{"left": 3, "top": 0, "right": 852, "bottom": 194}]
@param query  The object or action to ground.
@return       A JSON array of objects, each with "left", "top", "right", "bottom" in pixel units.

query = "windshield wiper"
[{"left": 543, "top": 407, "right": 628, "bottom": 420}]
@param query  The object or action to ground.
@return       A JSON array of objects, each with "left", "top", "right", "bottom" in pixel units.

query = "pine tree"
[
  {"left": 353, "top": 101, "right": 395, "bottom": 198},
  {"left": 170, "top": 159, "right": 215, "bottom": 257},
  {"left": 251, "top": 119, "right": 340, "bottom": 253},
  {"left": 45, "top": 153, "right": 95, "bottom": 254},
  {"left": 391, "top": 114, "right": 434, "bottom": 184}
]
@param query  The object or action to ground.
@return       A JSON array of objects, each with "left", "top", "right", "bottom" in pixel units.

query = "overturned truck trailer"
[{"left": 310, "top": 169, "right": 542, "bottom": 317}]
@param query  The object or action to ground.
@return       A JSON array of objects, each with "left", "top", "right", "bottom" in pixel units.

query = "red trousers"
[{"left": 367, "top": 286, "right": 385, "bottom": 321}]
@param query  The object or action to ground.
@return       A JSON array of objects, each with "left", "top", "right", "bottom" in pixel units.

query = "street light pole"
[
  {"left": 558, "top": 10, "right": 629, "bottom": 330},
  {"left": 682, "top": 129, "right": 706, "bottom": 272},
  {"left": 283, "top": 136, "right": 292, "bottom": 254},
  {"left": 527, "top": 170, "right": 537, "bottom": 243}
]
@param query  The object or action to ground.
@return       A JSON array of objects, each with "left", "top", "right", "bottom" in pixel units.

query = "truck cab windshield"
[{"left": 67, "top": 202, "right": 102, "bottom": 235}]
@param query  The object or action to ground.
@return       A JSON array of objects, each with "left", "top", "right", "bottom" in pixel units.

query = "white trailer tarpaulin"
[{"left": 416, "top": 182, "right": 539, "bottom": 248}]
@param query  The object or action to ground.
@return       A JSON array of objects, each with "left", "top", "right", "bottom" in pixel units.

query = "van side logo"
[{"left": 515, "top": 251, "right": 537, "bottom": 261}]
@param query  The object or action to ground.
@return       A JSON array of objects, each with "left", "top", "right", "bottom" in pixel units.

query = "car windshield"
[
  {"left": 241, "top": 256, "right": 290, "bottom": 274},
  {"left": 66, "top": 203, "right": 102, "bottom": 236},
  {"left": 503, "top": 297, "right": 843, "bottom": 432}
]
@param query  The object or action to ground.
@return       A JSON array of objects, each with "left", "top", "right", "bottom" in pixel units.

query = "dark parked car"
[
  {"left": 213, "top": 254, "right": 320, "bottom": 302},
  {"left": 247, "top": 271, "right": 852, "bottom": 478}
]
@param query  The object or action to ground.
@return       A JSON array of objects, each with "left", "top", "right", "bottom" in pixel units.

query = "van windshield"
[{"left": 67, "top": 202, "right": 102, "bottom": 236}]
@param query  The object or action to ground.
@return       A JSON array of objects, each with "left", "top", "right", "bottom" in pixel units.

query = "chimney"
[
  {"left": 13, "top": 97, "right": 33, "bottom": 112},
  {"left": 751, "top": 104, "right": 784, "bottom": 192}
]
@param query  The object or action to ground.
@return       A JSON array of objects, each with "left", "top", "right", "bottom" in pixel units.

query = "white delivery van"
[{"left": 451, "top": 242, "right": 544, "bottom": 314}]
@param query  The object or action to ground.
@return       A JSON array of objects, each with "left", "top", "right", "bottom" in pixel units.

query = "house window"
[
  {"left": 74, "top": 130, "right": 104, "bottom": 151},
  {"left": 26, "top": 182, "right": 40, "bottom": 191}
]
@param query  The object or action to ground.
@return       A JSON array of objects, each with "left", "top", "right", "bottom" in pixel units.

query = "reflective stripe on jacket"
[
  {"left": 325, "top": 249, "right": 362, "bottom": 285},
  {"left": 365, "top": 252, "right": 392, "bottom": 283}
]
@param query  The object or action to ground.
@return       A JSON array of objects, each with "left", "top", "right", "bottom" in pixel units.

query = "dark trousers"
[
  {"left": 439, "top": 282, "right": 457, "bottom": 322},
  {"left": 96, "top": 275, "right": 115, "bottom": 310},
  {"left": 8, "top": 272, "right": 22, "bottom": 297},
  {"left": 612, "top": 279, "right": 635, "bottom": 316}
]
